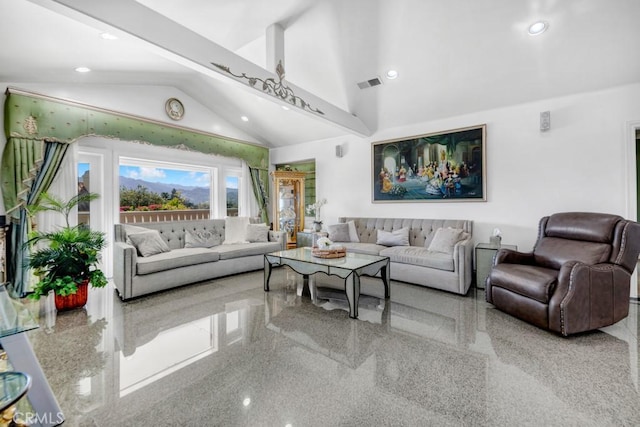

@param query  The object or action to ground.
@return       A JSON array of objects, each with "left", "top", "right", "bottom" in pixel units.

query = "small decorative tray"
[{"left": 311, "top": 247, "right": 346, "bottom": 258}]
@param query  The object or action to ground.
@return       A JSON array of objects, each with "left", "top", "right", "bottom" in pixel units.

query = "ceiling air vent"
[{"left": 357, "top": 77, "right": 383, "bottom": 89}]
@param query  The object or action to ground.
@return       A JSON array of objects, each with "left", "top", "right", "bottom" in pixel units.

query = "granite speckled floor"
[{"left": 21, "top": 269, "right": 640, "bottom": 426}]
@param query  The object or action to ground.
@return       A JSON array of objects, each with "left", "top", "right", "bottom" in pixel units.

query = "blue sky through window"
[
  {"left": 226, "top": 176, "right": 238, "bottom": 189},
  {"left": 78, "top": 163, "right": 90, "bottom": 176},
  {"left": 119, "top": 165, "right": 211, "bottom": 188}
]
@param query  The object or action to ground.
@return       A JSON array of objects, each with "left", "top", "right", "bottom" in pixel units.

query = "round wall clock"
[{"left": 165, "top": 98, "right": 185, "bottom": 120}]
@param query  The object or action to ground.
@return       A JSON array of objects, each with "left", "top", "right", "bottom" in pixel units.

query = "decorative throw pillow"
[
  {"left": 185, "top": 229, "right": 221, "bottom": 248},
  {"left": 246, "top": 224, "right": 270, "bottom": 243},
  {"left": 123, "top": 224, "right": 149, "bottom": 235},
  {"left": 376, "top": 228, "right": 410, "bottom": 246},
  {"left": 423, "top": 229, "right": 437, "bottom": 249},
  {"left": 123, "top": 224, "right": 151, "bottom": 245},
  {"left": 427, "top": 228, "right": 464, "bottom": 254},
  {"left": 249, "top": 216, "right": 263, "bottom": 224},
  {"left": 347, "top": 220, "right": 360, "bottom": 243},
  {"left": 328, "top": 223, "right": 351, "bottom": 242},
  {"left": 223, "top": 216, "right": 250, "bottom": 244},
  {"left": 128, "top": 230, "right": 171, "bottom": 257}
]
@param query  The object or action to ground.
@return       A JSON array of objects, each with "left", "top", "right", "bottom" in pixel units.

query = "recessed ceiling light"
[
  {"left": 75, "top": 67, "right": 91, "bottom": 73},
  {"left": 528, "top": 21, "right": 549, "bottom": 36},
  {"left": 100, "top": 32, "right": 118, "bottom": 40},
  {"left": 282, "top": 105, "right": 290, "bottom": 111},
  {"left": 241, "top": 116, "right": 249, "bottom": 122},
  {"left": 386, "top": 70, "right": 399, "bottom": 80}
]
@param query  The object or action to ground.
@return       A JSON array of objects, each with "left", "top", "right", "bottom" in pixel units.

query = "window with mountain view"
[
  {"left": 119, "top": 159, "right": 211, "bottom": 223},
  {"left": 225, "top": 176, "right": 239, "bottom": 217},
  {"left": 78, "top": 162, "right": 91, "bottom": 226}
]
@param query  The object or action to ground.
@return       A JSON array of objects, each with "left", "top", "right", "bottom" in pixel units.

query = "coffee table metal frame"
[{"left": 264, "top": 248, "right": 390, "bottom": 319}]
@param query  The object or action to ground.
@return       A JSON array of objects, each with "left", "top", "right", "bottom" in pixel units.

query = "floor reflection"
[
  {"left": 21, "top": 269, "right": 640, "bottom": 426},
  {"left": 27, "top": 304, "right": 107, "bottom": 423}
]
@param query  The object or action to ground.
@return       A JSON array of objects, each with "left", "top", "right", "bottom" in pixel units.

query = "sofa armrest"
[
  {"left": 453, "top": 237, "right": 473, "bottom": 293},
  {"left": 269, "top": 230, "right": 287, "bottom": 251},
  {"left": 113, "top": 241, "right": 137, "bottom": 300}
]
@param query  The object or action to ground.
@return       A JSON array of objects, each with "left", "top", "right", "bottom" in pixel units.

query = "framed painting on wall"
[{"left": 372, "top": 124, "right": 486, "bottom": 202}]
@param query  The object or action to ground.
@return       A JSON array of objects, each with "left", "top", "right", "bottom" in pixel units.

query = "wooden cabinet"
[
  {"left": 271, "top": 171, "right": 305, "bottom": 248},
  {"left": 0, "top": 225, "right": 7, "bottom": 283}
]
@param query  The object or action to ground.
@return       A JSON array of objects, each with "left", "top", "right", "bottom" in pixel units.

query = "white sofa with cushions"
[
  {"left": 113, "top": 218, "right": 286, "bottom": 300},
  {"left": 326, "top": 217, "right": 473, "bottom": 295}
]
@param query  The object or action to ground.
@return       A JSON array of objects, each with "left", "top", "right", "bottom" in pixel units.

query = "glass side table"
[
  {"left": 0, "top": 284, "right": 64, "bottom": 426},
  {"left": 475, "top": 243, "right": 517, "bottom": 289},
  {"left": 0, "top": 371, "right": 31, "bottom": 414}
]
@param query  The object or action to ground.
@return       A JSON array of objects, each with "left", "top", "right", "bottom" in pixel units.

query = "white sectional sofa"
[
  {"left": 333, "top": 217, "right": 473, "bottom": 295},
  {"left": 113, "top": 219, "right": 286, "bottom": 300}
]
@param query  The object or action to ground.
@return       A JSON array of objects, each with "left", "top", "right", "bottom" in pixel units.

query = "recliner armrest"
[
  {"left": 493, "top": 249, "right": 535, "bottom": 266},
  {"left": 550, "top": 261, "right": 629, "bottom": 335}
]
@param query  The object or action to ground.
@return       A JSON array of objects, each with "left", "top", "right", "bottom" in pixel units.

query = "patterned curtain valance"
[{"left": 4, "top": 88, "right": 269, "bottom": 169}]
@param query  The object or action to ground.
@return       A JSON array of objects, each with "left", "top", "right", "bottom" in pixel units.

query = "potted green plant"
[{"left": 26, "top": 192, "right": 108, "bottom": 310}]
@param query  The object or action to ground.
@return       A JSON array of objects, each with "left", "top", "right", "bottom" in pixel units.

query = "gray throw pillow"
[
  {"left": 185, "top": 229, "right": 221, "bottom": 248},
  {"left": 347, "top": 220, "right": 360, "bottom": 243},
  {"left": 128, "top": 230, "right": 171, "bottom": 257},
  {"left": 223, "top": 216, "right": 250, "bottom": 244},
  {"left": 376, "top": 227, "right": 410, "bottom": 246},
  {"left": 427, "top": 228, "right": 463, "bottom": 254},
  {"left": 328, "top": 223, "right": 351, "bottom": 242},
  {"left": 246, "top": 224, "right": 270, "bottom": 242},
  {"left": 123, "top": 224, "right": 151, "bottom": 245}
]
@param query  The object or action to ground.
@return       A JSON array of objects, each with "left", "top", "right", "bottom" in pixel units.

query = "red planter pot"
[{"left": 54, "top": 280, "right": 89, "bottom": 311}]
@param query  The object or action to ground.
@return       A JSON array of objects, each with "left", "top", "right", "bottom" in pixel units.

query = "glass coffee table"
[{"left": 264, "top": 248, "right": 390, "bottom": 319}]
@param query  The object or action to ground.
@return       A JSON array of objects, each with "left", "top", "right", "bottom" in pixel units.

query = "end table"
[{"left": 475, "top": 243, "right": 517, "bottom": 289}]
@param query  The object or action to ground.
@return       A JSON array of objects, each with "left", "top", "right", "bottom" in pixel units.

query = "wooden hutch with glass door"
[{"left": 271, "top": 170, "right": 305, "bottom": 248}]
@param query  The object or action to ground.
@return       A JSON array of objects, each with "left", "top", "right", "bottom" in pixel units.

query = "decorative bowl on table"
[{"left": 312, "top": 240, "right": 346, "bottom": 258}]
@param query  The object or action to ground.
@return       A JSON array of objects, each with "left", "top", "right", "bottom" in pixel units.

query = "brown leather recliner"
[{"left": 486, "top": 212, "right": 640, "bottom": 336}]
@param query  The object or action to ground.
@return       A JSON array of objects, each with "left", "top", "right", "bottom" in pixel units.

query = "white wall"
[{"left": 270, "top": 83, "right": 640, "bottom": 254}]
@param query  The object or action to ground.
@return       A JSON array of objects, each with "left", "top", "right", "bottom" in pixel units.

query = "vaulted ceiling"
[{"left": 2, "top": 0, "right": 639, "bottom": 147}]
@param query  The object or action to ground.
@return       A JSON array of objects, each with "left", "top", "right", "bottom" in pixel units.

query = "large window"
[
  {"left": 119, "top": 158, "right": 212, "bottom": 223},
  {"left": 76, "top": 137, "right": 250, "bottom": 280},
  {"left": 225, "top": 176, "right": 239, "bottom": 217},
  {"left": 77, "top": 162, "right": 91, "bottom": 226}
]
